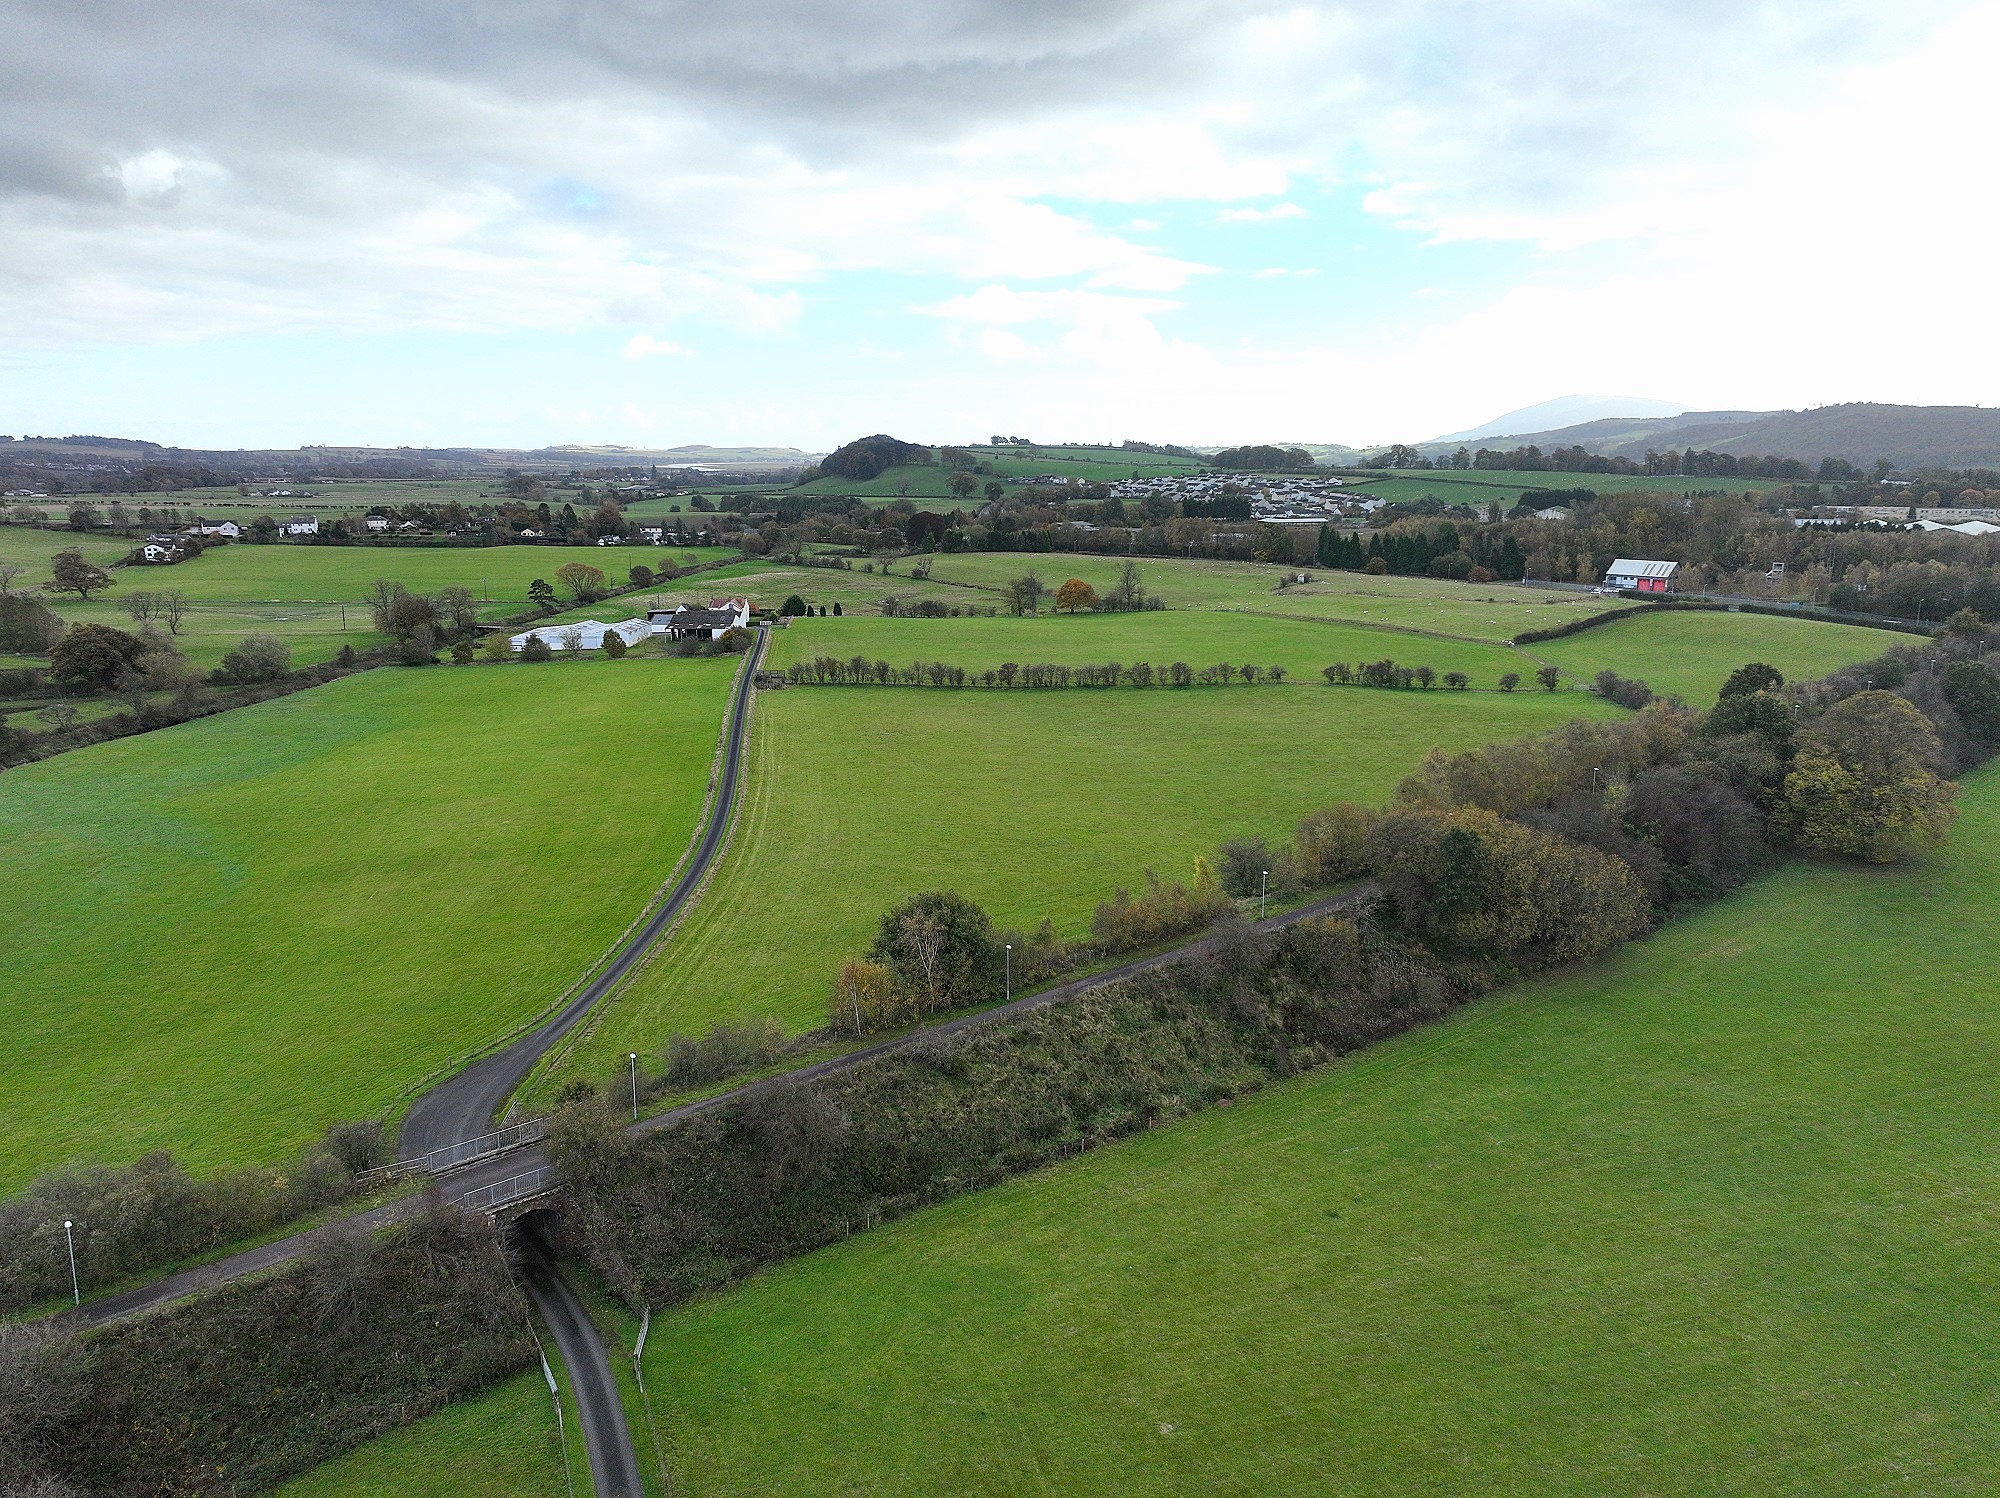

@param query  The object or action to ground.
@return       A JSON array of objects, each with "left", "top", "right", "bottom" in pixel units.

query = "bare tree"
[
  {"left": 156, "top": 590, "right": 188, "bottom": 636},
  {"left": 559, "top": 625, "right": 586, "bottom": 654},
  {"left": 35, "top": 703, "right": 80, "bottom": 734},
  {"left": 0, "top": 562, "right": 22, "bottom": 595},
  {"left": 123, "top": 592, "right": 158, "bottom": 626}
]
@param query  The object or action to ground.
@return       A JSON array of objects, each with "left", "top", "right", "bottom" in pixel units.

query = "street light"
[
  {"left": 1005, "top": 944, "right": 1013, "bottom": 1001},
  {"left": 1260, "top": 869, "right": 1269, "bottom": 920},
  {"left": 628, "top": 1053, "right": 639, "bottom": 1121},
  {"left": 63, "top": 1219, "right": 79, "bottom": 1306}
]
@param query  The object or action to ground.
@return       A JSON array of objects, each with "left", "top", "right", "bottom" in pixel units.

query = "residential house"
[
  {"left": 281, "top": 514, "right": 320, "bottom": 536},
  {"left": 364, "top": 513, "right": 391, "bottom": 532},
  {"left": 191, "top": 519, "right": 240, "bottom": 538},
  {"left": 139, "top": 535, "right": 184, "bottom": 564}
]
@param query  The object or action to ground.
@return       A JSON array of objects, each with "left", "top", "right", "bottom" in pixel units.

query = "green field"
[
  {"left": 1534, "top": 609, "right": 1901, "bottom": 701},
  {"left": 0, "top": 656, "right": 740, "bottom": 1187},
  {"left": 0, "top": 531, "right": 728, "bottom": 670},
  {"left": 913, "top": 553, "right": 1627, "bottom": 642},
  {"left": 766, "top": 611, "right": 1533, "bottom": 684},
  {"left": 795, "top": 445, "right": 1205, "bottom": 501},
  {"left": 634, "top": 764, "right": 2000, "bottom": 1495},
  {"left": 1338, "top": 468, "right": 1794, "bottom": 507},
  {"left": 546, "top": 684, "right": 1615, "bottom": 1088},
  {"left": 271, "top": 1372, "right": 564, "bottom": 1498}
]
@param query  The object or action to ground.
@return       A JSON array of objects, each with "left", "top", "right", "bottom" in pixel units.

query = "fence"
[
  {"left": 358, "top": 1117, "right": 549, "bottom": 1186},
  {"left": 452, "top": 1166, "right": 557, "bottom": 1215}
]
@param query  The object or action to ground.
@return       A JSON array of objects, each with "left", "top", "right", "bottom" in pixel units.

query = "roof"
[
  {"left": 670, "top": 608, "right": 738, "bottom": 630},
  {"left": 1605, "top": 558, "right": 1677, "bottom": 579}
]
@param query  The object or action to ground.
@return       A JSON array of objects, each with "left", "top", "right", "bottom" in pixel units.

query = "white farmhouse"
[
  {"left": 192, "top": 519, "right": 241, "bottom": 538},
  {"left": 281, "top": 514, "right": 320, "bottom": 536}
]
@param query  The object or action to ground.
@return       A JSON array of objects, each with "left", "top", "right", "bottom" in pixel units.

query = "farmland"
[
  {"left": 546, "top": 683, "right": 1616, "bottom": 1087},
  {"left": 0, "top": 532, "right": 728, "bottom": 671},
  {"left": 766, "top": 611, "right": 1531, "bottom": 685},
  {"left": 633, "top": 765, "right": 2000, "bottom": 1496},
  {"left": 1531, "top": 609, "right": 1902, "bottom": 701},
  {"left": 0, "top": 655, "right": 739, "bottom": 1188},
  {"left": 272, "top": 1373, "right": 563, "bottom": 1498},
  {"left": 1336, "top": 467, "right": 1796, "bottom": 506}
]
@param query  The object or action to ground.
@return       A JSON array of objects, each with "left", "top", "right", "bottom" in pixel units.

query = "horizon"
[{"left": 3, "top": 2, "right": 1997, "bottom": 448}]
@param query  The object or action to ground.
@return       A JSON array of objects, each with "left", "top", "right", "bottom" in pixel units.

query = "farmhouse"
[
  {"left": 638, "top": 525, "right": 665, "bottom": 543},
  {"left": 139, "top": 535, "right": 185, "bottom": 564},
  {"left": 281, "top": 514, "right": 320, "bottom": 536},
  {"left": 1602, "top": 558, "right": 1678, "bottom": 594},
  {"left": 646, "top": 596, "right": 751, "bottom": 641},
  {"left": 507, "top": 618, "right": 651, "bottom": 652},
  {"left": 191, "top": 519, "right": 240, "bottom": 538},
  {"left": 364, "top": 513, "right": 390, "bottom": 532}
]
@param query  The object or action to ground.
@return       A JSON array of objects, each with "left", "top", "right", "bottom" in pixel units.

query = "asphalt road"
[
  {"left": 397, "top": 625, "right": 768, "bottom": 1161},
  {"left": 517, "top": 1220, "right": 645, "bottom": 1498}
]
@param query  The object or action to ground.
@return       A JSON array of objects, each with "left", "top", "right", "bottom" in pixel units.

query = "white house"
[
  {"left": 508, "top": 617, "right": 652, "bottom": 652},
  {"left": 192, "top": 519, "right": 240, "bottom": 538},
  {"left": 645, "top": 595, "right": 752, "bottom": 641},
  {"left": 364, "top": 513, "right": 391, "bottom": 532},
  {"left": 1602, "top": 558, "right": 1678, "bottom": 594},
  {"left": 637, "top": 525, "right": 665, "bottom": 544},
  {"left": 140, "top": 536, "right": 184, "bottom": 564},
  {"left": 1533, "top": 505, "right": 1573, "bottom": 521},
  {"left": 282, "top": 514, "right": 320, "bottom": 536}
]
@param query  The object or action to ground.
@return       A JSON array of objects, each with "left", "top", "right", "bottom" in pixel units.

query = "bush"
[
  {"left": 1592, "top": 669, "right": 1656, "bottom": 709},
  {"left": 1091, "top": 871, "right": 1231, "bottom": 953},
  {"left": 49, "top": 624, "right": 146, "bottom": 689},
  {"left": 0, "top": 594, "right": 64, "bottom": 654},
  {"left": 1295, "top": 804, "right": 1373, "bottom": 884},
  {"left": 518, "top": 635, "right": 554, "bottom": 663},
  {"left": 868, "top": 891, "right": 1003, "bottom": 1016},
  {"left": 662, "top": 1019, "right": 788, "bottom": 1088},
  {"left": 215, "top": 633, "right": 291, "bottom": 684}
]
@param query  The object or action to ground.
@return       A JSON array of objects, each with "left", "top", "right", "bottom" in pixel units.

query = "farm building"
[
  {"left": 364, "top": 513, "right": 390, "bottom": 532},
  {"left": 645, "top": 596, "right": 751, "bottom": 641},
  {"left": 191, "top": 519, "right": 240, "bottom": 538},
  {"left": 1602, "top": 558, "right": 1678, "bottom": 594},
  {"left": 508, "top": 618, "right": 652, "bottom": 652}
]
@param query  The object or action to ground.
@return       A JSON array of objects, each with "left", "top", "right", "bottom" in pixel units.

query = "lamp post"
[
  {"left": 1260, "top": 869, "right": 1269, "bottom": 920},
  {"left": 63, "top": 1219, "right": 79, "bottom": 1306},
  {"left": 628, "top": 1053, "right": 638, "bottom": 1122},
  {"left": 1005, "top": 944, "right": 1012, "bottom": 1001}
]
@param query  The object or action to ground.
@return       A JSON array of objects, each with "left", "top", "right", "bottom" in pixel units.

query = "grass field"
[
  {"left": 547, "top": 684, "right": 1615, "bottom": 1088},
  {"left": 0, "top": 531, "right": 729, "bottom": 670},
  {"left": 635, "top": 764, "right": 2000, "bottom": 1496},
  {"left": 1534, "top": 610, "right": 1901, "bottom": 701},
  {"left": 0, "top": 656, "right": 740, "bottom": 1188},
  {"left": 271, "top": 1373, "right": 563, "bottom": 1498},
  {"left": 795, "top": 445, "right": 1204, "bottom": 501},
  {"left": 1337, "top": 468, "right": 1794, "bottom": 506},
  {"left": 913, "top": 553, "right": 1627, "bottom": 641},
  {"left": 766, "top": 612, "right": 1533, "bottom": 684}
]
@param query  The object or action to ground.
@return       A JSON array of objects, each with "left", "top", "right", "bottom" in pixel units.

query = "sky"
[{"left": 1, "top": 0, "right": 1996, "bottom": 453}]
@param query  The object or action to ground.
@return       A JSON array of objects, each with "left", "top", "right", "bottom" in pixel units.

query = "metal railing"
[
  {"left": 357, "top": 1117, "right": 549, "bottom": 1186},
  {"left": 452, "top": 1166, "right": 556, "bottom": 1215}
]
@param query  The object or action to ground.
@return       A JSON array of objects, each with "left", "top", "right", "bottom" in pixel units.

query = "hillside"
[
  {"left": 1415, "top": 402, "right": 2000, "bottom": 469},
  {"left": 1429, "top": 394, "right": 1688, "bottom": 444}
]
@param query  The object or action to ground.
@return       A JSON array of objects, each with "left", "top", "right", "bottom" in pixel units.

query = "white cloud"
[
  {"left": 1219, "top": 202, "right": 1306, "bottom": 224},
  {"left": 622, "top": 334, "right": 692, "bottom": 360}
]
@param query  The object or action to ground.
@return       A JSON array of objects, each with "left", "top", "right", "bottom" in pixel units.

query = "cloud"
[
  {"left": 622, "top": 334, "right": 693, "bottom": 360},
  {"left": 1219, "top": 202, "right": 1306, "bottom": 224}
]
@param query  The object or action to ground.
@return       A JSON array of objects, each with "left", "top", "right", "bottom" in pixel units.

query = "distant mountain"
[
  {"left": 1415, "top": 403, "right": 2000, "bottom": 471},
  {"left": 1430, "top": 395, "right": 1690, "bottom": 445}
]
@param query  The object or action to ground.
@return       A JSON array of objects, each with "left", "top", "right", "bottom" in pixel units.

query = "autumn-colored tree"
[
  {"left": 554, "top": 562, "right": 607, "bottom": 602},
  {"left": 830, "top": 958, "right": 905, "bottom": 1035},
  {"left": 1054, "top": 577, "right": 1097, "bottom": 613},
  {"left": 1295, "top": 804, "right": 1373, "bottom": 884},
  {"left": 1779, "top": 690, "right": 1956, "bottom": 862}
]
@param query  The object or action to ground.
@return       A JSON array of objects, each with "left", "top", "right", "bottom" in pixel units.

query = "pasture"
[
  {"left": 1337, "top": 468, "right": 1796, "bottom": 506},
  {"left": 0, "top": 655, "right": 740, "bottom": 1188},
  {"left": 548, "top": 683, "right": 1616, "bottom": 1086},
  {"left": 1532, "top": 609, "right": 1901, "bottom": 701},
  {"left": 765, "top": 611, "right": 1532, "bottom": 685},
  {"left": 637, "top": 766, "right": 2000, "bottom": 1496},
  {"left": 0, "top": 534, "right": 728, "bottom": 670}
]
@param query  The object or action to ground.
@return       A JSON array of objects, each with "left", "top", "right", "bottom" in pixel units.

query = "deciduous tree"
[
  {"left": 45, "top": 549, "right": 112, "bottom": 601},
  {"left": 1054, "top": 578, "right": 1096, "bottom": 613}
]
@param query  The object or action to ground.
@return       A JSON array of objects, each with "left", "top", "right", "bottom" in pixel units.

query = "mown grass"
[
  {"left": 1535, "top": 609, "right": 1901, "bottom": 701},
  {"left": 636, "top": 766, "right": 2000, "bottom": 1496},
  {"left": 270, "top": 1372, "right": 564, "bottom": 1498},
  {"left": 766, "top": 611, "right": 1532, "bottom": 684},
  {"left": 547, "top": 685, "right": 1614, "bottom": 1087},
  {"left": 0, "top": 656, "right": 740, "bottom": 1187}
]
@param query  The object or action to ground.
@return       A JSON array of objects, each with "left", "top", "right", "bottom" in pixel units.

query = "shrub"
[
  {"left": 1498, "top": 672, "right": 1520, "bottom": 692},
  {"left": 215, "top": 633, "right": 291, "bottom": 685},
  {"left": 1592, "top": 669, "right": 1655, "bottom": 709},
  {"left": 1295, "top": 804, "right": 1373, "bottom": 884},
  {"left": 661, "top": 1018, "right": 788, "bottom": 1088},
  {"left": 1092, "top": 871, "right": 1231, "bottom": 953},
  {"left": 601, "top": 631, "right": 629, "bottom": 659},
  {"left": 519, "top": 635, "right": 554, "bottom": 663},
  {"left": 868, "top": 891, "right": 1003, "bottom": 1016}
]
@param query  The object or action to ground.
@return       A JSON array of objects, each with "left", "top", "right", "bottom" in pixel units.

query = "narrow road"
[
  {"left": 517, "top": 1220, "right": 644, "bottom": 1498},
  {"left": 398, "top": 626, "right": 768, "bottom": 1160},
  {"left": 62, "top": 880, "right": 1377, "bottom": 1332}
]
